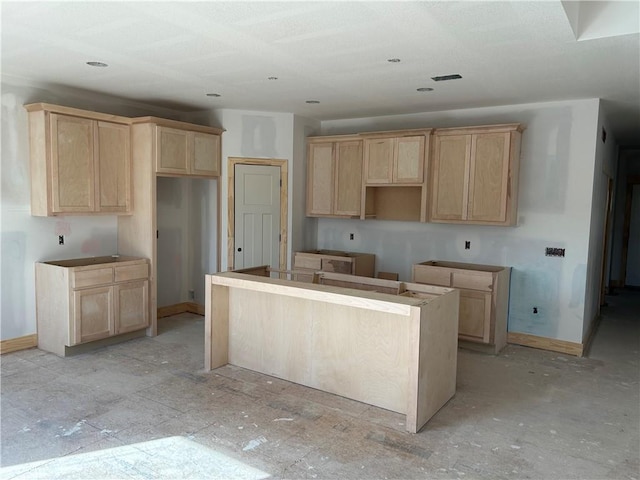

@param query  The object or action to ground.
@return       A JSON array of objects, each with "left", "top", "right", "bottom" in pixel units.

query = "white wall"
[
  {"left": 583, "top": 101, "right": 618, "bottom": 340},
  {"left": 0, "top": 82, "right": 186, "bottom": 341},
  {"left": 318, "top": 99, "right": 601, "bottom": 344}
]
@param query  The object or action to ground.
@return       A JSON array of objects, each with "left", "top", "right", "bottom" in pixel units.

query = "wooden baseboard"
[
  {"left": 507, "top": 332, "right": 583, "bottom": 357},
  {"left": 157, "top": 302, "right": 204, "bottom": 318},
  {"left": 0, "top": 334, "right": 38, "bottom": 355}
]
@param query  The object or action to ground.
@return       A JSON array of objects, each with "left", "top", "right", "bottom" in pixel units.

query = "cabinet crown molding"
[
  {"left": 433, "top": 123, "right": 525, "bottom": 135},
  {"left": 131, "top": 116, "right": 225, "bottom": 135},
  {"left": 24, "top": 103, "right": 131, "bottom": 124}
]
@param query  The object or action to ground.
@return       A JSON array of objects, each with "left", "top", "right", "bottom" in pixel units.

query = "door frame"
[{"left": 227, "top": 157, "right": 288, "bottom": 272}]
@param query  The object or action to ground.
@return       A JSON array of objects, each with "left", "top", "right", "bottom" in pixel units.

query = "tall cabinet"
[{"left": 118, "top": 117, "right": 223, "bottom": 335}]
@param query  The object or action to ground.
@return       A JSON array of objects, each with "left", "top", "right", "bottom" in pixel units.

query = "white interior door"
[{"left": 234, "top": 164, "right": 281, "bottom": 270}]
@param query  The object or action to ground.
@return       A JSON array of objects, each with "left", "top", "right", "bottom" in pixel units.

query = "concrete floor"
[{"left": 1, "top": 291, "right": 638, "bottom": 479}]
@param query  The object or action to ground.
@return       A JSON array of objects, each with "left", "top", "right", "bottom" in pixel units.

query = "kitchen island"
[{"left": 204, "top": 271, "right": 459, "bottom": 433}]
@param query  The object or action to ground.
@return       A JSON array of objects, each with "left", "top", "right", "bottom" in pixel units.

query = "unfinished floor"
[{"left": 1, "top": 291, "right": 638, "bottom": 479}]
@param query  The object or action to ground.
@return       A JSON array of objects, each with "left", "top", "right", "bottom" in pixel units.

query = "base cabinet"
[
  {"left": 293, "top": 250, "right": 375, "bottom": 282},
  {"left": 36, "top": 256, "right": 150, "bottom": 356},
  {"left": 412, "top": 260, "right": 510, "bottom": 353}
]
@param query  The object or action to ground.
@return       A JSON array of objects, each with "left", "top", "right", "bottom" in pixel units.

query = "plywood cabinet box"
[
  {"left": 412, "top": 260, "right": 511, "bottom": 354},
  {"left": 306, "top": 135, "right": 363, "bottom": 217},
  {"left": 430, "top": 124, "right": 523, "bottom": 226},
  {"left": 36, "top": 256, "right": 150, "bottom": 357},
  {"left": 26, "top": 103, "right": 131, "bottom": 216},
  {"left": 293, "top": 250, "right": 375, "bottom": 282},
  {"left": 130, "top": 117, "right": 223, "bottom": 178}
]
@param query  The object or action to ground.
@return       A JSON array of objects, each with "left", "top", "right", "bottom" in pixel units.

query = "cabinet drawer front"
[
  {"left": 294, "top": 255, "right": 322, "bottom": 270},
  {"left": 451, "top": 272, "right": 493, "bottom": 292},
  {"left": 72, "top": 268, "right": 113, "bottom": 288},
  {"left": 115, "top": 263, "right": 149, "bottom": 283},
  {"left": 412, "top": 266, "right": 451, "bottom": 286}
]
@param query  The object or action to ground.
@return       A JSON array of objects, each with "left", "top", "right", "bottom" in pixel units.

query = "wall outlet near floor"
[
  {"left": 58, "top": 235, "right": 64, "bottom": 245},
  {"left": 533, "top": 307, "right": 538, "bottom": 314},
  {"left": 349, "top": 233, "right": 354, "bottom": 240},
  {"left": 465, "top": 240, "right": 471, "bottom": 250}
]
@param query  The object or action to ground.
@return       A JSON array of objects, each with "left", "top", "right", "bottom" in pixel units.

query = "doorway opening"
[{"left": 227, "top": 157, "right": 288, "bottom": 272}]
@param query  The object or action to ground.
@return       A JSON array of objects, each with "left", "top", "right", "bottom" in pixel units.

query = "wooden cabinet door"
[
  {"left": 73, "top": 286, "right": 114, "bottom": 345},
  {"left": 431, "top": 135, "right": 471, "bottom": 221},
  {"left": 96, "top": 121, "right": 130, "bottom": 212},
  {"left": 50, "top": 114, "right": 95, "bottom": 213},
  {"left": 364, "top": 138, "right": 393, "bottom": 184},
  {"left": 394, "top": 136, "right": 424, "bottom": 183},
  {"left": 191, "top": 132, "right": 220, "bottom": 177},
  {"left": 307, "top": 143, "right": 334, "bottom": 215},
  {"left": 334, "top": 141, "right": 362, "bottom": 216},
  {"left": 156, "top": 126, "right": 188, "bottom": 174},
  {"left": 115, "top": 280, "right": 149, "bottom": 334},
  {"left": 468, "top": 133, "right": 510, "bottom": 223},
  {"left": 458, "top": 289, "right": 491, "bottom": 343}
]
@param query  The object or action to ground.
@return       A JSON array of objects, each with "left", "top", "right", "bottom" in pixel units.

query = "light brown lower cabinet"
[
  {"left": 36, "top": 256, "right": 149, "bottom": 356},
  {"left": 412, "top": 260, "right": 510, "bottom": 353},
  {"left": 293, "top": 250, "right": 375, "bottom": 282}
]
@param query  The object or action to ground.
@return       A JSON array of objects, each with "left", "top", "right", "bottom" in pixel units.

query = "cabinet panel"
[
  {"left": 307, "top": 143, "right": 334, "bottom": 215},
  {"left": 294, "top": 254, "right": 322, "bottom": 270},
  {"left": 115, "top": 263, "right": 149, "bottom": 283},
  {"left": 412, "top": 266, "right": 451, "bottom": 287},
  {"left": 451, "top": 271, "right": 493, "bottom": 292},
  {"left": 334, "top": 141, "right": 362, "bottom": 216},
  {"left": 468, "top": 133, "right": 510, "bottom": 222},
  {"left": 73, "top": 286, "right": 114, "bottom": 344},
  {"left": 431, "top": 135, "right": 470, "bottom": 221},
  {"left": 321, "top": 258, "right": 353, "bottom": 274},
  {"left": 458, "top": 290, "right": 491, "bottom": 343},
  {"left": 50, "top": 114, "right": 95, "bottom": 213},
  {"left": 364, "top": 138, "right": 393, "bottom": 184},
  {"left": 116, "top": 280, "right": 149, "bottom": 334},
  {"left": 394, "top": 136, "right": 424, "bottom": 183},
  {"left": 191, "top": 132, "right": 220, "bottom": 176},
  {"left": 97, "top": 121, "right": 130, "bottom": 212},
  {"left": 157, "top": 127, "right": 189, "bottom": 173}
]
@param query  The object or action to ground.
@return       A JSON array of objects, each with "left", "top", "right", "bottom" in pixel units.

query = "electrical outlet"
[
  {"left": 349, "top": 233, "right": 354, "bottom": 240},
  {"left": 188, "top": 290, "right": 195, "bottom": 301},
  {"left": 465, "top": 241, "right": 471, "bottom": 250},
  {"left": 545, "top": 247, "right": 565, "bottom": 257},
  {"left": 58, "top": 235, "right": 64, "bottom": 245},
  {"left": 533, "top": 307, "right": 538, "bottom": 314}
]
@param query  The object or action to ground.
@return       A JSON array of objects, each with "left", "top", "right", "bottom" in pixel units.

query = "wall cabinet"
[
  {"left": 430, "top": 124, "right": 522, "bottom": 226},
  {"left": 26, "top": 103, "right": 131, "bottom": 216},
  {"left": 293, "top": 250, "right": 375, "bottom": 282},
  {"left": 156, "top": 126, "right": 221, "bottom": 177},
  {"left": 363, "top": 135, "right": 425, "bottom": 184},
  {"left": 412, "top": 260, "right": 510, "bottom": 354},
  {"left": 36, "top": 256, "right": 150, "bottom": 356},
  {"left": 306, "top": 136, "right": 363, "bottom": 217}
]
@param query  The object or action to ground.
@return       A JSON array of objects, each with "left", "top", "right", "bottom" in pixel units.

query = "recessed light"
[
  {"left": 431, "top": 74, "right": 462, "bottom": 82},
  {"left": 417, "top": 87, "right": 434, "bottom": 92},
  {"left": 206, "top": 93, "right": 221, "bottom": 97},
  {"left": 268, "top": 76, "right": 278, "bottom": 80},
  {"left": 86, "top": 61, "right": 108, "bottom": 67},
  {"left": 306, "top": 100, "right": 320, "bottom": 104},
  {"left": 387, "top": 58, "right": 401, "bottom": 63}
]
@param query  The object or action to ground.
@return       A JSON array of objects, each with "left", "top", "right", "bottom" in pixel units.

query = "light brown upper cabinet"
[
  {"left": 430, "top": 124, "right": 523, "bottom": 226},
  {"left": 151, "top": 122, "right": 222, "bottom": 177},
  {"left": 306, "top": 136, "right": 363, "bottom": 217},
  {"left": 363, "top": 134, "right": 426, "bottom": 185},
  {"left": 26, "top": 103, "right": 131, "bottom": 216}
]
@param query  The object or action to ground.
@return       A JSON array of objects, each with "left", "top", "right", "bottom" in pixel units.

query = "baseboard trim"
[
  {"left": 507, "top": 332, "right": 583, "bottom": 357},
  {"left": 157, "top": 302, "right": 204, "bottom": 318},
  {"left": 0, "top": 334, "right": 38, "bottom": 355}
]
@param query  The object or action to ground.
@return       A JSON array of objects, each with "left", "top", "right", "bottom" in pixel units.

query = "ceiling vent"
[{"left": 431, "top": 74, "right": 462, "bottom": 82}]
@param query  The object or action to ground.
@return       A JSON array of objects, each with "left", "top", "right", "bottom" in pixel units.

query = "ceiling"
[{"left": 2, "top": 1, "right": 639, "bottom": 145}]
